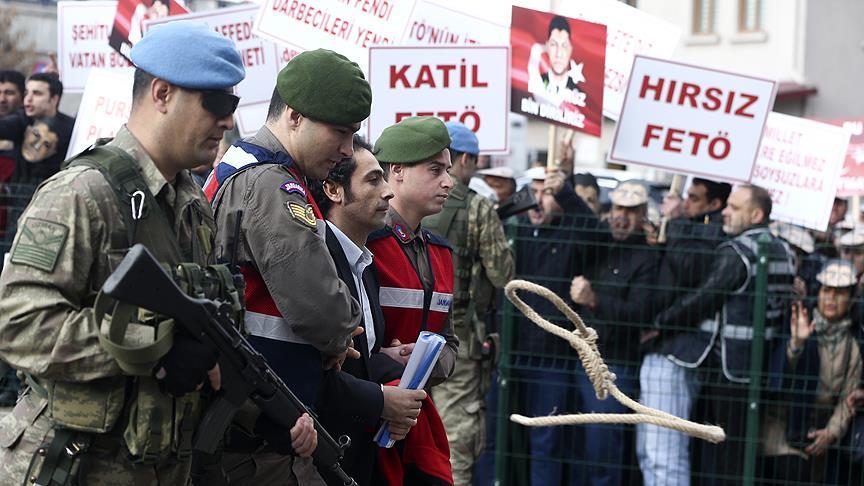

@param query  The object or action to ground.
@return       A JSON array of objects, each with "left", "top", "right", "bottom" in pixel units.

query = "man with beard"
[
  {"left": 0, "top": 72, "right": 74, "bottom": 185},
  {"left": 568, "top": 181, "right": 659, "bottom": 486}
]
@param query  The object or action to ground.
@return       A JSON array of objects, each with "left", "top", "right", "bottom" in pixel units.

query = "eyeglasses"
[{"left": 200, "top": 90, "right": 240, "bottom": 118}]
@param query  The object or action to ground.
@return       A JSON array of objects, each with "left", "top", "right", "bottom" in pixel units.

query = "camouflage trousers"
[
  {"left": 0, "top": 392, "right": 191, "bottom": 485},
  {"left": 434, "top": 333, "right": 488, "bottom": 486}
]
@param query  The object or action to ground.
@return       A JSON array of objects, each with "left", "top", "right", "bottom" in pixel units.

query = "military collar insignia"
[
  {"left": 280, "top": 180, "right": 307, "bottom": 198},
  {"left": 287, "top": 201, "right": 317, "bottom": 230},
  {"left": 393, "top": 223, "right": 411, "bottom": 243}
]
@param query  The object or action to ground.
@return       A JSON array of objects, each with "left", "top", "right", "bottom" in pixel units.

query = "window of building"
[
  {"left": 692, "top": 0, "right": 715, "bottom": 35},
  {"left": 738, "top": 0, "right": 762, "bottom": 32}
]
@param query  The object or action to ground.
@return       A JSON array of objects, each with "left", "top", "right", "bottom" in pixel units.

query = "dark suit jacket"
[{"left": 318, "top": 224, "right": 404, "bottom": 485}]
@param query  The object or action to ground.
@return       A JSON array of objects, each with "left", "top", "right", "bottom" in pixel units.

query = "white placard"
[
  {"left": 253, "top": 0, "right": 418, "bottom": 70},
  {"left": 559, "top": 0, "right": 680, "bottom": 121},
  {"left": 58, "top": 1, "right": 134, "bottom": 94},
  {"left": 750, "top": 113, "right": 850, "bottom": 231},
  {"left": 401, "top": 0, "right": 509, "bottom": 46},
  {"left": 367, "top": 46, "right": 510, "bottom": 153},
  {"left": 66, "top": 69, "right": 134, "bottom": 158},
  {"left": 145, "top": 5, "right": 293, "bottom": 136},
  {"left": 609, "top": 56, "right": 776, "bottom": 183}
]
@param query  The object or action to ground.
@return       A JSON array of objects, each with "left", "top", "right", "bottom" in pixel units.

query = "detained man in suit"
[{"left": 312, "top": 135, "right": 427, "bottom": 485}]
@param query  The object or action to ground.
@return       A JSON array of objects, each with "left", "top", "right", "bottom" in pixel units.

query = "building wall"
[{"left": 802, "top": 0, "right": 864, "bottom": 117}]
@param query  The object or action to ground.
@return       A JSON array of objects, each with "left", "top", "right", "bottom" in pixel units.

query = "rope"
[{"left": 504, "top": 279, "right": 726, "bottom": 444}]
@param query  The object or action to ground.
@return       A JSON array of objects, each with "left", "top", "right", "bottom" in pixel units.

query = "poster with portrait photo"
[
  {"left": 108, "top": 0, "right": 188, "bottom": 62},
  {"left": 510, "top": 6, "right": 606, "bottom": 137}
]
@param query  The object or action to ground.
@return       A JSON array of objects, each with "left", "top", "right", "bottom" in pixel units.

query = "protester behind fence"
[
  {"left": 639, "top": 185, "right": 795, "bottom": 486},
  {"left": 771, "top": 222, "right": 823, "bottom": 302},
  {"left": 567, "top": 180, "right": 658, "bottom": 486},
  {"left": 0, "top": 70, "right": 24, "bottom": 181},
  {"left": 762, "top": 260, "right": 862, "bottom": 484},
  {"left": 813, "top": 197, "right": 848, "bottom": 259},
  {"left": 0, "top": 73, "right": 74, "bottom": 185}
]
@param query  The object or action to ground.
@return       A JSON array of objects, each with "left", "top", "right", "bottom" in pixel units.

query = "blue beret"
[
  {"left": 445, "top": 121, "right": 479, "bottom": 156},
  {"left": 130, "top": 22, "right": 245, "bottom": 90}
]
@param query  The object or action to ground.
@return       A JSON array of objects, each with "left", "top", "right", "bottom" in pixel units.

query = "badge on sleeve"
[
  {"left": 287, "top": 202, "right": 318, "bottom": 229},
  {"left": 280, "top": 180, "right": 307, "bottom": 198},
  {"left": 10, "top": 217, "right": 69, "bottom": 272}
]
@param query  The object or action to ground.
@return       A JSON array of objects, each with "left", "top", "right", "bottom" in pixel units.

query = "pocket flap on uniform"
[{"left": 0, "top": 393, "right": 47, "bottom": 448}]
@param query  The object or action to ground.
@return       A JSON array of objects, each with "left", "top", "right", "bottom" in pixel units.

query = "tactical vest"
[
  {"left": 37, "top": 140, "right": 215, "bottom": 463},
  {"left": 367, "top": 228, "right": 454, "bottom": 345},
  {"left": 711, "top": 227, "right": 796, "bottom": 382}
]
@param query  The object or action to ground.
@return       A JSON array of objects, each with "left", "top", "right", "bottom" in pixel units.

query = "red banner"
[
  {"left": 109, "top": 0, "right": 188, "bottom": 62},
  {"left": 817, "top": 118, "right": 864, "bottom": 197},
  {"left": 510, "top": 6, "right": 606, "bottom": 137}
]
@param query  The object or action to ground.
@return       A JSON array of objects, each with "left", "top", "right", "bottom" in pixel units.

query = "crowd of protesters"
[{"left": 0, "top": 55, "right": 863, "bottom": 486}]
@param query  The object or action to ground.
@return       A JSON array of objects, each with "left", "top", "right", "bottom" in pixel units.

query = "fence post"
[
  {"left": 742, "top": 232, "right": 771, "bottom": 486},
  {"left": 494, "top": 219, "right": 518, "bottom": 485}
]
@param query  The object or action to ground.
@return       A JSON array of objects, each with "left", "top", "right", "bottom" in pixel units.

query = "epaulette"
[{"left": 423, "top": 229, "right": 452, "bottom": 250}]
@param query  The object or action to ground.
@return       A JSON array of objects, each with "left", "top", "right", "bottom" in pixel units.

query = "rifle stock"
[{"left": 102, "top": 244, "right": 357, "bottom": 486}]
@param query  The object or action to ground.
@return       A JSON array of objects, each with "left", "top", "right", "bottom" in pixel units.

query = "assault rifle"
[{"left": 102, "top": 244, "right": 357, "bottom": 486}]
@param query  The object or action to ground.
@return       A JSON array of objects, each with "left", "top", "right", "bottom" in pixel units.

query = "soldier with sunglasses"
[{"left": 0, "top": 23, "right": 284, "bottom": 484}]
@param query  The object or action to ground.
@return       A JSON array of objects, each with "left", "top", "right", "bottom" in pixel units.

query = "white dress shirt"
[{"left": 327, "top": 221, "right": 376, "bottom": 355}]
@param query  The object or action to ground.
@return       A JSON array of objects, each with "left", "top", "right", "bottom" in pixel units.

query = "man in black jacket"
[
  {"left": 636, "top": 177, "right": 730, "bottom": 486},
  {"left": 313, "top": 136, "right": 426, "bottom": 485},
  {"left": 568, "top": 180, "right": 658, "bottom": 486}
]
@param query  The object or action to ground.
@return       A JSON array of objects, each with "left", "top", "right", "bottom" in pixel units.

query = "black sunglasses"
[{"left": 200, "top": 90, "right": 240, "bottom": 118}]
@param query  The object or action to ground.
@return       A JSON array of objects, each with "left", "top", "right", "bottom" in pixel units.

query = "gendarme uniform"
[
  {"left": 368, "top": 117, "right": 458, "bottom": 483},
  {"left": 0, "top": 24, "right": 244, "bottom": 484},
  {"left": 422, "top": 122, "right": 514, "bottom": 485}
]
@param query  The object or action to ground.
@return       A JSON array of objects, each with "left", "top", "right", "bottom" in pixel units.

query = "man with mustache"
[{"left": 568, "top": 180, "right": 659, "bottom": 486}]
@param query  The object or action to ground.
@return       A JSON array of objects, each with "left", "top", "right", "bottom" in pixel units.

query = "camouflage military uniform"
[
  {"left": 0, "top": 126, "right": 214, "bottom": 485},
  {"left": 423, "top": 180, "right": 514, "bottom": 485}
]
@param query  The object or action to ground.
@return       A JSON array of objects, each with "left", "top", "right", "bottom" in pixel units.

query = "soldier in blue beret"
[{"left": 0, "top": 22, "right": 307, "bottom": 485}]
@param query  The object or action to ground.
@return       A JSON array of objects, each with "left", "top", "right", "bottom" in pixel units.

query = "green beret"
[
  {"left": 373, "top": 116, "right": 452, "bottom": 164},
  {"left": 277, "top": 49, "right": 371, "bottom": 126}
]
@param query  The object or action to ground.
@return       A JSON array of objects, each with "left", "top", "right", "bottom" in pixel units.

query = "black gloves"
[{"left": 155, "top": 331, "right": 218, "bottom": 396}]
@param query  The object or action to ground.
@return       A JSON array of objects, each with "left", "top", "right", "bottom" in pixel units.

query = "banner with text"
[
  {"left": 510, "top": 6, "right": 606, "bottom": 137},
  {"left": 750, "top": 113, "right": 849, "bottom": 231},
  {"left": 559, "top": 0, "right": 680, "bottom": 121},
  {"left": 368, "top": 46, "right": 509, "bottom": 153},
  {"left": 145, "top": 4, "right": 298, "bottom": 136},
  {"left": 401, "top": 0, "right": 509, "bottom": 47},
  {"left": 609, "top": 56, "right": 776, "bottom": 183},
  {"left": 253, "top": 0, "right": 417, "bottom": 70},
  {"left": 66, "top": 69, "right": 133, "bottom": 158},
  {"left": 816, "top": 118, "right": 864, "bottom": 197},
  {"left": 57, "top": 1, "right": 134, "bottom": 93}
]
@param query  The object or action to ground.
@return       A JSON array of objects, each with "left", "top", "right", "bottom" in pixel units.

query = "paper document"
[{"left": 374, "top": 331, "right": 446, "bottom": 448}]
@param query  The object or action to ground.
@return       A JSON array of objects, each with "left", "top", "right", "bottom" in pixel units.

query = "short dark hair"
[
  {"left": 572, "top": 172, "right": 599, "bottom": 193},
  {"left": 312, "top": 135, "right": 370, "bottom": 216},
  {"left": 0, "top": 70, "right": 25, "bottom": 96},
  {"left": 744, "top": 184, "right": 772, "bottom": 222},
  {"left": 449, "top": 149, "right": 477, "bottom": 166},
  {"left": 131, "top": 69, "right": 156, "bottom": 106},
  {"left": 692, "top": 178, "right": 732, "bottom": 206},
  {"left": 267, "top": 87, "right": 287, "bottom": 122},
  {"left": 27, "top": 72, "right": 63, "bottom": 100},
  {"left": 548, "top": 16, "right": 571, "bottom": 38}
]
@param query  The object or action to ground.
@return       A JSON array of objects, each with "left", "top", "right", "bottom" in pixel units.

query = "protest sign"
[
  {"left": 750, "top": 113, "right": 849, "bottom": 231},
  {"left": 609, "top": 56, "right": 776, "bottom": 183},
  {"left": 66, "top": 69, "right": 134, "bottom": 159},
  {"left": 145, "top": 4, "right": 289, "bottom": 136},
  {"left": 510, "top": 6, "right": 606, "bottom": 137},
  {"left": 401, "top": 0, "right": 509, "bottom": 46},
  {"left": 815, "top": 118, "right": 864, "bottom": 197},
  {"left": 368, "top": 46, "right": 509, "bottom": 153},
  {"left": 558, "top": 0, "right": 680, "bottom": 121},
  {"left": 253, "top": 0, "right": 417, "bottom": 69},
  {"left": 109, "top": 0, "right": 188, "bottom": 62},
  {"left": 57, "top": 1, "right": 134, "bottom": 93}
]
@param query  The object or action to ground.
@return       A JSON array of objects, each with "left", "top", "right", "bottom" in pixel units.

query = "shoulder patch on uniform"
[
  {"left": 10, "top": 218, "right": 69, "bottom": 272},
  {"left": 392, "top": 223, "right": 411, "bottom": 243},
  {"left": 280, "top": 180, "right": 307, "bottom": 198},
  {"left": 424, "top": 230, "right": 453, "bottom": 249},
  {"left": 287, "top": 201, "right": 317, "bottom": 229}
]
